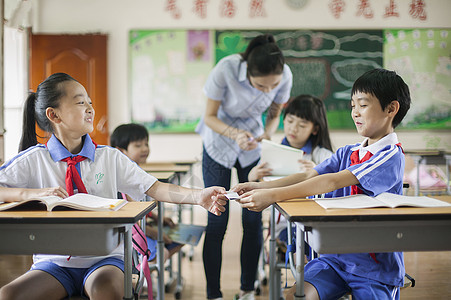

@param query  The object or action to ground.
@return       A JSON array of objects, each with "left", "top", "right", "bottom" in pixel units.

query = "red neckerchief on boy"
[{"left": 350, "top": 142, "right": 403, "bottom": 264}]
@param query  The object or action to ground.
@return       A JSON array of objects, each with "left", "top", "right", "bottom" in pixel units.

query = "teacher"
[{"left": 196, "top": 34, "right": 293, "bottom": 300}]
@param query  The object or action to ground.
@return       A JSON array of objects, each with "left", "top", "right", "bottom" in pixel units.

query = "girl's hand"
[
  {"left": 299, "top": 159, "right": 316, "bottom": 172},
  {"left": 200, "top": 186, "right": 227, "bottom": 216},
  {"left": 236, "top": 189, "right": 277, "bottom": 212},
  {"left": 20, "top": 186, "right": 69, "bottom": 202},
  {"left": 163, "top": 217, "right": 175, "bottom": 228},
  {"left": 256, "top": 133, "right": 271, "bottom": 142},
  {"left": 248, "top": 163, "right": 272, "bottom": 182},
  {"left": 146, "top": 226, "right": 159, "bottom": 240},
  {"left": 231, "top": 181, "right": 261, "bottom": 196},
  {"left": 235, "top": 131, "right": 258, "bottom": 151}
]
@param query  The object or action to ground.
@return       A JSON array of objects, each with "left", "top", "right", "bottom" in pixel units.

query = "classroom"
[{"left": 1, "top": 0, "right": 451, "bottom": 300}]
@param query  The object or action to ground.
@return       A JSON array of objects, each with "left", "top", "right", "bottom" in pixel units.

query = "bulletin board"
[
  {"left": 129, "top": 28, "right": 450, "bottom": 132},
  {"left": 384, "top": 29, "right": 451, "bottom": 129}
]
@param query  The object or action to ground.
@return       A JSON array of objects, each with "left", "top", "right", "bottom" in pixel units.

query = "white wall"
[{"left": 4, "top": 0, "right": 449, "bottom": 163}]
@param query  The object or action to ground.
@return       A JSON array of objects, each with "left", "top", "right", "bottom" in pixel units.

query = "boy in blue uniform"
[{"left": 232, "top": 68, "right": 411, "bottom": 300}]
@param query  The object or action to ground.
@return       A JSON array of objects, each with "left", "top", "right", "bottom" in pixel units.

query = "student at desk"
[
  {"left": 247, "top": 95, "right": 333, "bottom": 252},
  {"left": 110, "top": 123, "right": 184, "bottom": 263},
  {"left": 0, "top": 73, "right": 226, "bottom": 300},
  {"left": 233, "top": 69, "right": 411, "bottom": 300}
]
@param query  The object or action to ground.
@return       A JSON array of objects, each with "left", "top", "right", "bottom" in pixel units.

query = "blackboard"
[{"left": 215, "top": 30, "right": 383, "bottom": 129}]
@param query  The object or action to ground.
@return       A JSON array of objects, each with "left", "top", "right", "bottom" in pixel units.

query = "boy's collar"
[
  {"left": 351, "top": 133, "right": 399, "bottom": 160},
  {"left": 47, "top": 134, "right": 96, "bottom": 162}
]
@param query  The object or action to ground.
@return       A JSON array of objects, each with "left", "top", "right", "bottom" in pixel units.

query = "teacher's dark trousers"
[{"left": 202, "top": 147, "right": 262, "bottom": 299}]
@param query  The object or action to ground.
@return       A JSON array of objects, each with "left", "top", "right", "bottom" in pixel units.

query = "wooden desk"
[
  {"left": 0, "top": 201, "right": 155, "bottom": 300},
  {"left": 140, "top": 163, "right": 191, "bottom": 174},
  {"left": 270, "top": 196, "right": 451, "bottom": 300},
  {"left": 152, "top": 171, "right": 176, "bottom": 183}
]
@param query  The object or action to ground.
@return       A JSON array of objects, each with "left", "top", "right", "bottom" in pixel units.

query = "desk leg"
[
  {"left": 269, "top": 205, "right": 277, "bottom": 300},
  {"left": 294, "top": 225, "right": 305, "bottom": 300},
  {"left": 157, "top": 201, "right": 165, "bottom": 300},
  {"left": 411, "top": 155, "right": 422, "bottom": 196},
  {"left": 124, "top": 226, "right": 133, "bottom": 300}
]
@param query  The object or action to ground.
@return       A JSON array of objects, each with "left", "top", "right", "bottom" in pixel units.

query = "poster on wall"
[
  {"left": 384, "top": 28, "right": 451, "bottom": 129},
  {"left": 129, "top": 30, "right": 213, "bottom": 132}
]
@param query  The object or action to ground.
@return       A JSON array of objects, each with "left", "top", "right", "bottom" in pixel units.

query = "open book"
[
  {"left": 163, "top": 223, "right": 206, "bottom": 246},
  {"left": 315, "top": 192, "right": 451, "bottom": 209},
  {"left": 0, "top": 193, "right": 128, "bottom": 212},
  {"left": 260, "top": 139, "right": 304, "bottom": 176}
]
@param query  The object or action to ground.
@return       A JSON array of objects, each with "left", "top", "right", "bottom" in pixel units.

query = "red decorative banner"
[
  {"left": 329, "top": 0, "right": 346, "bottom": 19},
  {"left": 249, "top": 0, "right": 266, "bottom": 18},
  {"left": 356, "top": 0, "right": 374, "bottom": 18},
  {"left": 409, "top": 0, "right": 427, "bottom": 20},
  {"left": 165, "top": 0, "right": 181, "bottom": 19},
  {"left": 384, "top": 0, "right": 400, "bottom": 18},
  {"left": 193, "top": 0, "right": 209, "bottom": 18},
  {"left": 220, "top": 0, "right": 237, "bottom": 18}
]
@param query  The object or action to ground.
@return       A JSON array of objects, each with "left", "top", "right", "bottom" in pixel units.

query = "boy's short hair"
[
  {"left": 110, "top": 123, "right": 149, "bottom": 150},
  {"left": 351, "top": 68, "right": 411, "bottom": 128}
]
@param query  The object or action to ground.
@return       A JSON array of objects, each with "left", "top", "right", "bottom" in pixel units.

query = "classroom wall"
[{"left": 13, "top": 0, "right": 450, "bottom": 164}]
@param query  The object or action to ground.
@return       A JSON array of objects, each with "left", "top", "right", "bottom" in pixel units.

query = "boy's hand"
[
  {"left": 236, "top": 189, "right": 277, "bottom": 212},
  {"left": 200, "top": 186, "right": 227, "bottom": 216},
  {"left": 231, "top": 181, "right": 261, "bottom": 195},
  {"left": 248, "top": 162, "right": 272, "bottom": 182}
]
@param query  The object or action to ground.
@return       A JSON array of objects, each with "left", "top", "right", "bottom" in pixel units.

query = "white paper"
[{"left": 260, "top": 139, "right": 304, "bottom": 176}]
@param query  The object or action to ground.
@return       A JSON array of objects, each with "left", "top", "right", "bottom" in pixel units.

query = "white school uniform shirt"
[
  {"left": 0, "top": 134, "right": 157, "bottom": 268},
  {"left": 196, "top": 54, "right": 293, "bottom": 169}
]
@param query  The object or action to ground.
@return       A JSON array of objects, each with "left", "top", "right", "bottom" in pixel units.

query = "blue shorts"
[
  {"left": 304, "top": 257, "right": 400, "bottom": 300},
  {"left": 146, "top": 236, "right": 182, "bottom": 261},
  {"left": 30, "top": 257, "right": 124, "bottom": 298}
]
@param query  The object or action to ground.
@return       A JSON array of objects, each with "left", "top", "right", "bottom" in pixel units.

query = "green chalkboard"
[{"left": 215, "top": 30, "right": 384, "bottom": 129}]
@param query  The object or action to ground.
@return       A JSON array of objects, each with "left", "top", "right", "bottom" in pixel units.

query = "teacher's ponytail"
[{"left": 241, "top": 34, "right": 285, "bottom": 77}]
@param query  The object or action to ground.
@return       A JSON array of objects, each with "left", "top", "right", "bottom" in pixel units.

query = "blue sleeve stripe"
[
  {"left": 352, "top": 145, "right": 399, "bottom": 180},
  {"left": 0, "top": 145, "right": 45, "bottom": 170}
]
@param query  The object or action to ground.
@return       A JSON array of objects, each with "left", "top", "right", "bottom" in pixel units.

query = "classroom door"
[{"left": 30, "top": 34, "right": 109, "bottom": 145}]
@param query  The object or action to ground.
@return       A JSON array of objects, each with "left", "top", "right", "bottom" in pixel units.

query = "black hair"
[
  {"left": 110, "top": 123, "right": 149, "bottom": 150},
  {"left": 241, "top": 34, "right": 285, "bottom": 77},
  {"left": 19, "top": 73, "right": 78, "bottom": 152},
  {"left": 283, "top": 95, "right": 333, "bottom": 152},
  {"left": 351, "top": 68, "right": 411, "bottom": 128}
]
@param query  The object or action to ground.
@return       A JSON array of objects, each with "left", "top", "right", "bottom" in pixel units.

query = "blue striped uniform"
[{"left": 310, "top": 133, "right": 405, "bottom": 299}]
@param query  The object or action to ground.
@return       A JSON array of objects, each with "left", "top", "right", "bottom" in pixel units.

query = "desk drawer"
[
  {"left": 300, "top": 220, "right": 451, "bottom": 254},
  {"left": 0, "top": 224, "right": 121, "bottom": 255}
]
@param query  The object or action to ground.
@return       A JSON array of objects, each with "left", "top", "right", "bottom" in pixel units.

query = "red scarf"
[{"left": 61, "top": 155, "right": 88, "bottom": 196}]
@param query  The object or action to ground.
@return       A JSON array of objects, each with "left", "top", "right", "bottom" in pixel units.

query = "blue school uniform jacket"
[{"left": 314, "top": 133, "right": 405, "bottom": 287}]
